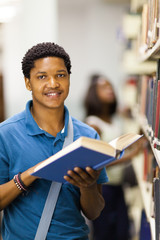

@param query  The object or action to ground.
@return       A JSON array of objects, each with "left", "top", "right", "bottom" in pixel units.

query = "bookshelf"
[
  {"left": 139, "top": 39, "right": 160, "bottom": 61},
  {"left": 122, "top": 0, "right": 160, "bottom": 239},
  {"left": 138, "top": 114, "right": 160, "bottom": 167},
  {"left": 130, "top": 0, "right": 147, "bottom": 13},
  {"left": 132, "top": 154, "right": 155, "bottom": 238}
]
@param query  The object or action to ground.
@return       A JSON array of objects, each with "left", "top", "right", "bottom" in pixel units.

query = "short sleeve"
[
  {"left": 0, "top": 135, "right": 9, "bottom": 184},
  {"left": 97, "top": 167, "right": 108, "bottom": 184}
]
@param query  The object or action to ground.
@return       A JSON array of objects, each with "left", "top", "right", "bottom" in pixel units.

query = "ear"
[
  {"left": 68, "top": 75, "right": 70, "bottom": 86},
  {"left": 25, "top": 77, "right": 32, "bottom": 91}
]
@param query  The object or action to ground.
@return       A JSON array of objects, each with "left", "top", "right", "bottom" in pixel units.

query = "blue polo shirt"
[{"left": 0, "top": 100, "right": 108, "bottom": 240}]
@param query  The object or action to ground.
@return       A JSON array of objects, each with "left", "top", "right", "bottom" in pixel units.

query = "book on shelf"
[
  {"left": 153, "top": 177, "right": 160, "bottom": 240},
  {"left": 147, "top": 0, "right": 158, "bottom": 48},
  {"left": 143, "top": 145, "right": 148, "bottom": 181},
  {"left": 139, "top": 75, "right": 149, "bottom": 116},
  {"left": 139, "top": 0, "right": 159, "bottom": 52},
  {"left": 151, "top": 75, "right": 158, "bottom": 142},
  {"left": 158, "top": 0, "right": 160, "bottom": 37},
  {"left": 154, "top": 115, "right": 160, "bottom": 150},
  {"left": 151, "top": 0, "right": 159, "bottom": 45},
  {"left": 143, "top": 143, "right": 157, "bottom": 183},
  {"left": 141, "top": 3, "right": 149, "bottom": 52},
  {"left": 143, "top": 75, "right": 156, "bottom": 137},
  {"left": 153, "top": 60, "right": 160, "bottom": 149},
  {"left": 31, "top": 133, "right": 143, "bottom": 183},
  {"left": 153, "top": 80, "right": 160, "bottom": 149},
  {"left": 147, "top": 77, "right": 154, "bottom": 137},
  {"left": 138, "top": 72, "right": 160, "bottom": 147}
]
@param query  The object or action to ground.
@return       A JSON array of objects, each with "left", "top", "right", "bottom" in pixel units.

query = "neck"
[
  {"left": 97, "top": 105, "right": 112, "bottom": 123},
  {"left": 99, "top": 115, "right": 112, "bottom": 123},
  {"left": 31, "top": 104, "right": 65, "bottom": 136}
]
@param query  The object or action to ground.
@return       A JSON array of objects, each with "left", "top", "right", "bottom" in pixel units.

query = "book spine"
[
  {"left": 154, "top": 80, "right": 160, "bottom": 149},
  {"left": 148, "top": 78, "right": 154, "bottom": 137},
  {"left": 154, "top": 87, "right": 160, "bottom": 150},
  {"left": 140, "top": 75, "right": 148, "bottom": 116},
  {"left": 154, "top": 61, "right": 160, "bottom": 149},
  {"left": 92, "top": 156, "right": 115, "bottom": 170},
  {"left": 153, "top": 177, "right": 160, "bottom": 240},
  {"left": 145, "top": 77, "right": 154, "bottom": 137},
  {"left": 151, "top": 76, "right": 158, "bottom": 143}
]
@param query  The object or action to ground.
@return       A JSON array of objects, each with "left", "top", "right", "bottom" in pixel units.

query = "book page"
[{"left": 109, "top": 133, "right": 143, "bottom": 151}]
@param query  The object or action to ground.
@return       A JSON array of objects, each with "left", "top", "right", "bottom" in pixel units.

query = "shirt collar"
[{"left": 25, "top": 100, "right": 69, "bottom": 139}]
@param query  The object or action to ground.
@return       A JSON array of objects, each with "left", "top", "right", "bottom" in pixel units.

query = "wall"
[
  {"left": 1, "top": 0, "right": 129, "bottom": 120},
  {"left": 58, "top": 0, "right": 129, "bottom": 120},
  {"left": 1, "top": 0, "right": 58, "bottom": 118}
]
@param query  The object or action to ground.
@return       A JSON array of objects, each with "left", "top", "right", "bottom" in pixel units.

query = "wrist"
[
  {"left": 80, "top": 182, "right": 97, "bottom": 193},
  {"left": 20, "top": 168, "right": 38, "bottom": 187},
  {"left": 13, "top": 173, "right": 29, "bottom": 194}
]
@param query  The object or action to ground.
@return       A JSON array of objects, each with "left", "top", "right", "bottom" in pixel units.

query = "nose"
[{"left": 48, "top": 76, "right": 59, "bottom": 88}]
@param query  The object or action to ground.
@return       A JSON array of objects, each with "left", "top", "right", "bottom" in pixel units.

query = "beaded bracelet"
[
  {"left": 13, "top": 175, "right": 23, "bottom": 192},
  {"left": 18, "top": 172, "right": 28, "bottom": 192},
  {"left": 13, "top": 173, "right": 28, "bottom": 193}
]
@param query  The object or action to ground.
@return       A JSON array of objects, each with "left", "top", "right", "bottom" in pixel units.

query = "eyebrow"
[
  {"left": 36, "top": 71, "right": 47, "bottom": 75},
  {"left": 36, "top": 70, "right": 67, "bottom": 74},
  {"left": 57, "top": 70, "right": 67, "bottom": 73}
]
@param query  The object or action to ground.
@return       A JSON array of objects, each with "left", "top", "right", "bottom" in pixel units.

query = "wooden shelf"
[
  {"left": 132, "top": 154, "right": 155, "bottom": 240},
  {"left": 138, "top": 115, "right": 160, "bottom": 167},
  {"left": 122, "top": 53, "right": 157, "bottom": 75},
  {"left": 139, "top": 39, "right": 160, "bottom": 62},
  {"left": 122, "top": 1, "right": 159, "bottom": 238},
  {"left": 132, "top": 155, "right": 152, "bottom": 220},
  {"left": 130, "top": 0, "right": 147, "bottom": 13},
  {"left": 150, "top": 217, "right": 156, "bottom": 240}
]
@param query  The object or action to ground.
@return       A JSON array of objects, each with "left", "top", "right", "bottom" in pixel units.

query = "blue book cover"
[{"left": 31, "top": 133, "right": 143, "bottom": 183}]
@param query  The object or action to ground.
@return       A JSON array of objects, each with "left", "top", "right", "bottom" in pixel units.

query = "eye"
[
  {"left": 38, "top": 75, "right": 46, "bottom": 80},
  {"left": 57, "top": 74, "right": 65, "bottom": 78}
]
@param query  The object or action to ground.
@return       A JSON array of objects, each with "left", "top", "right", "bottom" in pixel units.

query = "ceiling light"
[
  {"left": 0, "top": 6, "right": 18, "bottom": 23},
  {"left": 0, "top": 0, "right": 21, "bottom": 23}
]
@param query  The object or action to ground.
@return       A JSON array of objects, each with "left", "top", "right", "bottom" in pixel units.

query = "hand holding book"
[
  {"left": 64, "top": 166, "right": 102, "bottom": 188},
  {"left": 106, "top": 136, "right": 148, "bottom": 168}
]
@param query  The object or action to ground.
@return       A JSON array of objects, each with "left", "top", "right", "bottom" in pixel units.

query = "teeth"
[{"left": 47, "top": 93, "right": 57, "bottom": 96}]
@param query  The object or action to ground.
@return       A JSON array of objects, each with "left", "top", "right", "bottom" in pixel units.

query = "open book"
[{"left": 32, "top": 133, "right": 143, "bottom": 183}]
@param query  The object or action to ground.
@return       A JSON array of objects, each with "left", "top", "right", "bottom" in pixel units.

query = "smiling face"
[{"left": 25, "top": 57, "right": 70, "bottom": 112}]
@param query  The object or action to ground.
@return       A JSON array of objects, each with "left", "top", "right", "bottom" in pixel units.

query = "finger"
[
  {"left": 85, "top": 167, "right": 101, "bottom": 179},
  {"left": 73, "top": 167, "right": 92, "bottom": 182},
  {"left": 63, "top": 175, "right": 77, "bottom": 185},
  {"left": 64, "top": 171, "right": 88, "bottom": 187},
  {"left": 66, "top": 169, "right": 87, "bottom": 185}
]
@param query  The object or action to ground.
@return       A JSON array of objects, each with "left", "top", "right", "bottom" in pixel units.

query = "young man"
[{"left": 0, "top": 42, "right": 108, "bottom": 239}]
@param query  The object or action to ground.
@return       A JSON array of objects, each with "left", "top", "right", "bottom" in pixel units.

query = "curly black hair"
[{"left": 21, "top": 42, "right": 72, "bottom": 79}]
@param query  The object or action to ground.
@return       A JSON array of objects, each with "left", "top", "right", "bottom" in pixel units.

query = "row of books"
[
  {"left": 141, "top": 142, "right": 160, "bottom": 239},
  {"left": 138, "top": 61, "right": 160, "bottom": 150},
  {"left": 123, "top": 1, "right": 160, "bottom": 238},
  {"left": 153, "top": 167, "right": 160, "bottom": 240},
  {"left": 139, "top": 0, "right": 160, "bottom": 55}
]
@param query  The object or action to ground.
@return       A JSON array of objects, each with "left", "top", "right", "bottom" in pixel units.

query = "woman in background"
[{"left": 84, "top": 74, "right": 141, "bottom": 240}]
